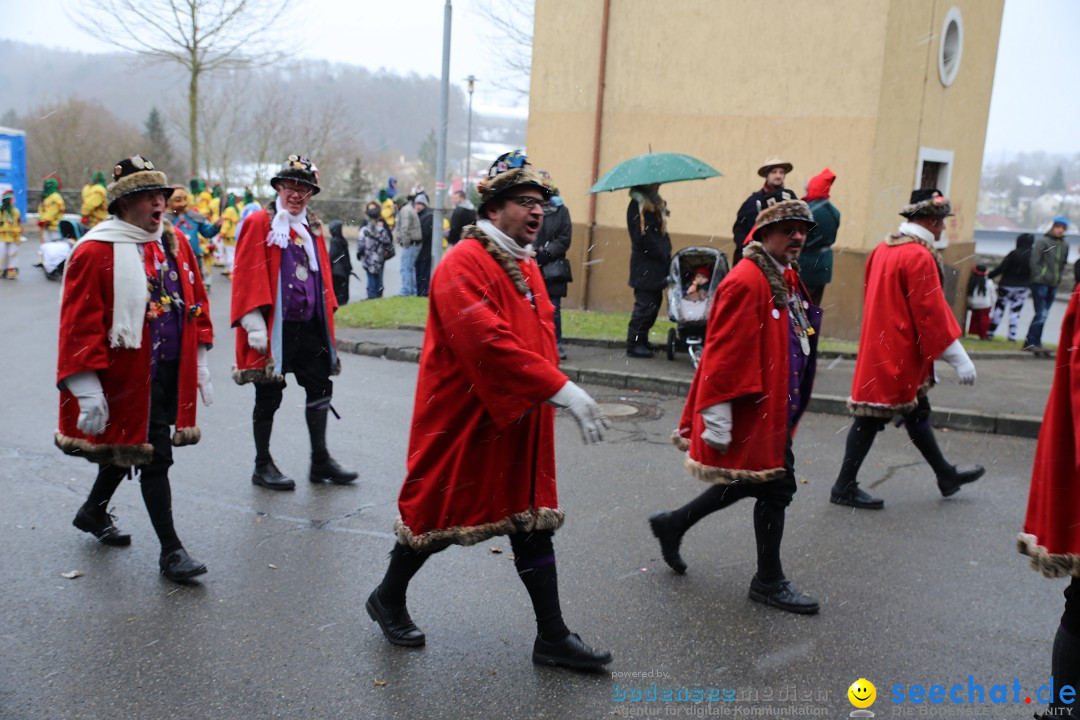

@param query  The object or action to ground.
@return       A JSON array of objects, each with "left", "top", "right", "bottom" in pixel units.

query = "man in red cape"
[
  {"left": 1019, "top": 290, "right": 1080, "bottom": 719},
  {"left": 649, "top": 197, "right": 822, "bottom": 615},
  {"left": 831, "top": 189, "right": 983, "bottom": 510},
  {"left": 56, "top": 154, "right": 214, "bottom": 583},
  {"left": 231, "top": 154, "right": 357, "bottom": 491},
  {"left": 365, "top": 152, "right": 613, "bottom": 671}
]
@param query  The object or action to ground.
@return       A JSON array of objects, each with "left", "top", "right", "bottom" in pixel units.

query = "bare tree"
[
  {"left": 72, "top": 0, "right": 294, "bottom": 175},
  {"left": 472, "top": 0, "right": 535, "bottom": 101}
]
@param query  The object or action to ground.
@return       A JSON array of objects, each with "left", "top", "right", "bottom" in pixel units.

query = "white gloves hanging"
[
  {"left": 700, "top": 402, "right": 732, "bottom": 452},
  {"left": 241, "top": 309, "right": 268, "bottom": 354},
  {"left": 197, "top": 344, "right": 213, "bottom": 406},
  {"left": 64, "top": 371, "right": 108, "bottom": 436},
  {"left": 939, "top": 339, "right": 976, "bottom": 386},
  {"left": 547, "top": 381, "right": 610, "bottom": 444}
]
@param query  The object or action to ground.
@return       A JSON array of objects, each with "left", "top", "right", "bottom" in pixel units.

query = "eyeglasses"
[
  {"left": 279, "top": 184, "right": 312, "bottom": 197},
  {"left": 505, "top": 196, "right": 548, "bottom": 210}
]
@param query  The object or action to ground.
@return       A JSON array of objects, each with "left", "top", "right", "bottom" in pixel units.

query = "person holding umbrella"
[{"left": 626, "top": 183, "right": 672, "bottom": 357}]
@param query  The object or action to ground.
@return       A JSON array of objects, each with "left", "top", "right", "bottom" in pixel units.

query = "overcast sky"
[{"left": 2, "top": 0, "right": 1076, "bottom": 157}]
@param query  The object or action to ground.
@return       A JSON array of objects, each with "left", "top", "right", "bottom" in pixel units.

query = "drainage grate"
[{"left": 593, "top": 396, "right": 665, "bottom": 421}]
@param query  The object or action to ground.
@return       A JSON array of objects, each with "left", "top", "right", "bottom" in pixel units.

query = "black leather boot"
[
  {"left": 831, "top": 417, "right": 885, "bottom": 509},
  {"left": 73, "top": 504, "right": 132, "bottom": 546},
  {"left": 648, "top": 511, "right": 687, "bottom": 574},
  {"left": 366, "top": 588, "right": 425, "bottom": 646},
  {"left": 532, "top": 632, "right": 612, "bottom": 670},
  {"left": 906, "top": 422, "right": 984, "bottom": 497},
  {"left": 307, "top": 408, "right": 358, "bottom": 484},
  {"left": 159, "top": 547, "right": 207, "bottom": 583},
  {"left": 252, "top": 460, "right": 296, "bottom": 491}
]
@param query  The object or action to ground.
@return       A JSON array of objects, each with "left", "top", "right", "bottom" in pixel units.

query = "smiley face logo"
[{"left": 847, "top": 678, "right": 876, "bottom": 709}]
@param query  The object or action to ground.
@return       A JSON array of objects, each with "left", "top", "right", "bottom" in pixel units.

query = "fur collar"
[
  {"left": 160, "top": 219, "right": 180, "bottom": 257},
  {"left": 742, "top": 241, "right": 797, "bottom": 310},
  {"left": 885, "top": 230, "right": 945, "bottom": 281},
  {"left": 462, "top": 224, "right": 530, "bottom": 296}
]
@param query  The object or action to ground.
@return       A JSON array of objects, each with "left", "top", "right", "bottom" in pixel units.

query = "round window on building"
[{"left": 938, "top": 7, "right": 963, "bottom": 87}]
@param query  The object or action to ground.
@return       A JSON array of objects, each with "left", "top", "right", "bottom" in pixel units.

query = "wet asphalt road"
[{"left": 0, "top": 267, "right": 1067, "bottom": 720}]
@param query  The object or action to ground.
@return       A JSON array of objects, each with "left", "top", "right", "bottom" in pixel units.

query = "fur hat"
[
  {"left": 477, "top": 151, "right": 551, "bottom": 213},
  {"left": 757, "top": 156, "right": 793, "bottom": 178},
  {"left": 899, "top": 189, "right": 952, "bottom": 218},
  {"left": 107, "top": 155, "right": 171, "bottom": 214},
  {"left": 270, "top": 154, "right": 320, "bottom": 195},
  {"left": 754, "top": 197, "right": 816, "bottom": 231}
]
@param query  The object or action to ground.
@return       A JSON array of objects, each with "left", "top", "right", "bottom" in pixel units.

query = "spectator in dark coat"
[
  {"left": 447, "top": 190, "right": 476, "bottom": 247},
  {"left": 327, "top": 220, "right": 352, "bottom": 307},
  {"left": 534, "top": 183, "right": 573, "bottom": 359},
  {"left": 414, "top": 192, "right": 434, "bottom": 297},
  {"left": 800, "top": 168, "right": 840, "bottom": 307},
  {"left": 987, "top": 233, "right": 1033, "bottom": 342},
  {"left": 626, "top": 183, "right": 672, "bottom": 358},
  {"left": 732, "top": 156, "right": 797, "bottom": 265}
]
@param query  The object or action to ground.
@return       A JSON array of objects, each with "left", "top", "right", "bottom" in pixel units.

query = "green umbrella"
[{"left": 589, "top": 152, "right": 721, "bottom": 193}]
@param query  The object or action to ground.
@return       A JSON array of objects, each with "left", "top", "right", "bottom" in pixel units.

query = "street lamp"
[{"left": 465, "top": 75, "right": 477, "bottom": 189}]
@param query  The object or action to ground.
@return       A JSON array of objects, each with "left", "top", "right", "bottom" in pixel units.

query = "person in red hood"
[{"left": 800, "top": 169, "right": 840, "bottom": 307}]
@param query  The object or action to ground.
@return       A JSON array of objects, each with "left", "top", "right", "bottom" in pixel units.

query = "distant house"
[{"left": 975, "top": 214, "right": 1019, "bottom": 231}]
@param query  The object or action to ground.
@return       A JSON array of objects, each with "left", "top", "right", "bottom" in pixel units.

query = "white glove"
[
  {"left": 940, "top": 339, "right": 976, "bottom": 386},
  {"left": 240, "top": 309, "right": 268, "bottom": 354},
  {"left": 197, "top": 344, "right": 213, "bottom": 406},
  {"left": 700, "top": 402, "right": 732, "bottom": 452},
  {"left": 64, "top": 371, "right": 109, "bottom": 436},
  {"left": 546, "top": 381, "right": 611, "bottom": 445}
]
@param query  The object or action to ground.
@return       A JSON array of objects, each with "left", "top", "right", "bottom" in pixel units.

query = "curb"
[{"left": 335, "top": 339, "right": 1043, "bottom": 439}]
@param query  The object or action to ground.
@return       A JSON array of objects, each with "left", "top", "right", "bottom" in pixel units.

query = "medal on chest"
[{"left": 295, "top": 265, "right": 309, "bottom": 282}]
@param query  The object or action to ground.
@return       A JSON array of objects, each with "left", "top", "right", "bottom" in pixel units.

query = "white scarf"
[
  {"left": 476, "top": 218, "right": 534, "bottom": 260},
  {"left": 269, "top": 203, "right": 319, "bottom": 271},
  {"left": 899, "top": 221, "right": 945, "bottom": 250},
  {"left": 65, "top": 218, "right": 163, "bottom": 349}
]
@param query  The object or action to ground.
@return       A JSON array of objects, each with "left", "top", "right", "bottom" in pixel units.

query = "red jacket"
[
  {"left": 1019, "top": 290, "right": 1080, "bottom": 577},
  {"left": 55, "top": 222, "right": 213, "bottom": 467},
  {"left": 674, "top": 243, "right": 818, "bottom": 483},
  {"left": 395, "top": 229, "right": 568, "bottom": 550},
  {"left": 230, "top": 204, "right": 338, "bottom": 383},
  {"left": 848, "top": 237, "right": 960, "bottom": 417}
]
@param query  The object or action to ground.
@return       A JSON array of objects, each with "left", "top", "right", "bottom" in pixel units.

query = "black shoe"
[
  {"left": 251, "top": 461, "right": 296, "bottom": 491},
  {"left": 159, "top": 548, "right": 207, "bottom": 583},
  {"left": 937, "top": 465, "right": 985, "bottom": 497},
  {"left": 558, "top": 346, "right": 568, "bottom": 361},
  {"left": 648, "top": 511, "right": 687, "bottom": 574},
  {"left": 73, "top": 505, "right": 131, "bottom": 546},
  {"left": 309, "top": 457, "right": 358, "bottom": 485},
  {"left": 532, "top": 632, "right": 612, "bottom": 670},
  {"left": 626, "top": 344, "right": 654, "bottom": 358},
  {"left": 829, "top": 485, "right": 884, "bottom": 510},
  {"left": 366, "top": 589, "right": 425, "bottom": 647},
  {"left": 748, "top": 576, "right": 820, "bottom": 615}
]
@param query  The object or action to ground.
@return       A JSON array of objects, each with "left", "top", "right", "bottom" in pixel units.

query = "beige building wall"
[{"left": 528, "top": 0, "right": 1003, "bottom": 339}]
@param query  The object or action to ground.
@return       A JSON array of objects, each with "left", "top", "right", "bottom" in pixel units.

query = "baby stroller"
[
  {"left": 664, "top": 246, "right": 729, "bottom": 368},
  {"left": 42, "top": 218, "right": 86, "bottom": 281}
]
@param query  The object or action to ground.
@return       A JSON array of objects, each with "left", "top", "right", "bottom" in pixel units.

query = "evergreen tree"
[
  {"left": 144, "top": 107, "right": 179, "bottom": 179},
  {"left": 346, "top": 156, "right": 373, "bottom": 199},
  {"left": 1048, "top": 165, "right": 1066, "bottom": 192}
]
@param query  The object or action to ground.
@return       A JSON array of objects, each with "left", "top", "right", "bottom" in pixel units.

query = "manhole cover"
[{"left": 594, "top": 396, "right": 664, "bottom": 421}]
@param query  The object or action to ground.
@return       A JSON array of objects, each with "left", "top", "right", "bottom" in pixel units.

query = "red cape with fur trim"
[
  {"left": 395, "top": 232, "right": 569, "bottom": 550},
  {"left": 848, "top": 238, "right": 960, "bottom": 416},
  {"left": 675, "top": 245, "right": 815, "bottom": 483},
  {"left": 230, "top": 205, "right": 338, "bottom": 383},
  {"left": 1019, "top": 290, "right": 1080, "bottom": 577},
  {"left": 55, "top": 223, "right": 213, "bottom": 467}
]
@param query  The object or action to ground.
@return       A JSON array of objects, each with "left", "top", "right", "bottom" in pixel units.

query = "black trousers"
[
  {"left": 254, "top": 319, "right": 333, "bottom": 413},
  {"left": 669, "top": 439, "right": 797, "bottom": 583},
  {"left": 1065, "top": 576, "right": 1080, "bottom": 637},
  {"left": 88, "top": 360, "right": 182, "bottom": 552},
  {"left": 627, "top": 287, "right": 663, "bottom": 347},
  {"left": 416, "top": 249, "right": 432, "bottom": 297}
]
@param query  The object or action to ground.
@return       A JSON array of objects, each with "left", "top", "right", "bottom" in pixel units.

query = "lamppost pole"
[
  {"left": 432, "top": 0, "right": 452, "bottom": 265},
  {"left": 465, "top": 75, "right": 476, "bottom": 189}
]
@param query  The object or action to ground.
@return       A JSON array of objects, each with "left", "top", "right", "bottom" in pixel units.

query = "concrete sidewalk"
[{"left": 335, "top": 326, "right": 1056, "bottom": 439}]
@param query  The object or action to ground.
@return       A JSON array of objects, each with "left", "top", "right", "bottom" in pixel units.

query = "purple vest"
[
  {"left": 280, "top": 241, "right": 321, "bottom": 322},
  {"left": 148, "top": 251, "right": 184, "bottom": 377}
]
